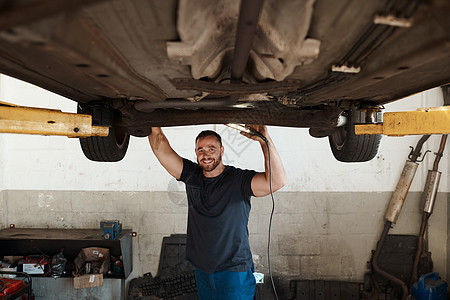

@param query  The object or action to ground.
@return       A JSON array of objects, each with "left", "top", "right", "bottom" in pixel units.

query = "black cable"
[
  {"left": 255, "top": 132, "right": 279, "bottom": 300},
  {"left": 225, "top": 125, "right": 279, "bottom": 299},
  {"left": 267, "top": 142, "right": 279, "bottom": 300}
]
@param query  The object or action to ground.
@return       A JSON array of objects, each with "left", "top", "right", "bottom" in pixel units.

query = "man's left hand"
[{"left": 240, "top": 124, "right": 267, "bottom": 143}]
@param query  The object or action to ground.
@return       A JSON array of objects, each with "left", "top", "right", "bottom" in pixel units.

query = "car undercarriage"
[{"left": 0, "top": 0, "right": 449, "bottom": 162}]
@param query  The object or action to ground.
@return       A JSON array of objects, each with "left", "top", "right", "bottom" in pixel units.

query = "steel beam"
[
  {"left": 355, "top": 106, "right": 450, "bottom": 136},
  {"left": 123, "top": 106, "right": 342, "bottom": 128}
]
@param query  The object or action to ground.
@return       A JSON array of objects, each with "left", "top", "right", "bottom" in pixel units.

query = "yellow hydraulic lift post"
[
  {"left": 355, "top": 106, "right": 450, "bottom": 136},
  {"left": 0, "top": 101, "right": 109, "bottom": 138}
]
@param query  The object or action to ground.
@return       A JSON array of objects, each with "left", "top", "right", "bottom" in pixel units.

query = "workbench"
[{"left": 0, "top": 228, "right": 133, "bottom": 300}]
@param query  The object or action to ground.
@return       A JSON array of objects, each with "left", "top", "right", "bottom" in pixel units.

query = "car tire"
[
  {"left": 78, "top": 104, "right": 130, "bottom": 162},
  {"left": 328, "top": 109, "right": 381, "bottom": 162}
]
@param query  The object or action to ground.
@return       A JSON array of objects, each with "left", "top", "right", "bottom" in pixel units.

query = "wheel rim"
[
  {"left": 331, "top": 126, "right": 347, "bottom": 150},
  {"left": 113, "top": 125, "right": 128, "bottom": 149}
]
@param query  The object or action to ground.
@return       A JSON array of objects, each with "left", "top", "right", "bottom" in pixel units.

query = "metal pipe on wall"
[
  {"left": 372, "top": 221, "right": 409, "bottom": 300},
  {"left": 421, "top": 170, "right": 441, "bottom": 214},
  {"left": 384, "top": 161, "right": 419, "bottom": 223},
  {"left": 371, "top": 135, "right": 431, "bottom": 300},
  {"left": 410, "top": 134, "right": 448, "bottom": 291}
]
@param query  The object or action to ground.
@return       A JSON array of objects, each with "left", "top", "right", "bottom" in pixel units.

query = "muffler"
[{"left": 384, "top": 161, "right": 419, "bottom": 223}]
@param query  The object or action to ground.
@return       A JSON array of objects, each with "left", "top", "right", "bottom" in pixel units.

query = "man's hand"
[
  {"left": 247, "top": 125, "right": 287, "bottom": 197},
  {"left": 240, "top": 124, "right": 268, "bottom": 144}
]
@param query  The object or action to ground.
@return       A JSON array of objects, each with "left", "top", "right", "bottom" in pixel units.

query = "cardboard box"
[
  {"left": 74, "top": 247, "right": 110, "bottom": 274},
  {"left": 2, "top": 256, "right": 22, "bottom": 264},
  {"left": 73, "top": 247, "right": 110, "bottom": 289},
  {"left": 74, "top": 274, "right": 104, "bottom": 289}
]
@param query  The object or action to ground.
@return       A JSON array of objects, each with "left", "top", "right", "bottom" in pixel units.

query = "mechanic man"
[{"left": 148, "top": 125, "right": 286, "bottom": 299}]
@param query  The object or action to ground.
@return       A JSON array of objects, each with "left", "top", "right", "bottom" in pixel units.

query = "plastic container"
[{"left": 412, "top": 272, "right": 448, "bottom": 300}]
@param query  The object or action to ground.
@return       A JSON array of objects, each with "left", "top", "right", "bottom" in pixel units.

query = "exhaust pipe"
[
  {"left": 384, "top": 161, "right": 419, "bottom": 223},
  {"left": 421, "top": 170, "right": 441, "bottom": 214},
  {"left": 410, "top": 134, "right": 447, "bottom": 292},
  {"left": 372, "top": 134, "right": 430, "bottom": 300}
]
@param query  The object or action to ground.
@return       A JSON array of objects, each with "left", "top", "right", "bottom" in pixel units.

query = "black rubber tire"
[
  {"left": 78, "top": 105, "right": 130, "bottom": 162},
  {"left": 328, "top": 110, "right": 381, "bottom": 162}
]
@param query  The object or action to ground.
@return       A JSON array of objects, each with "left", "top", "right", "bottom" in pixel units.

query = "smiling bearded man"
[
  {"left": 194, "top": 131, "right": 224, "bottom": 174},
  {"left": 148, "top": 127, "right": 286, "bottom": 300}
]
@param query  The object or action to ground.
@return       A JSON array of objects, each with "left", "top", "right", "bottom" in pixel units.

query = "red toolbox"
[
  {"left": 0, "top": 278, "right": 25, "bottom": 298},
  {"left": 0, "top": 271, "right": 32, "bottom": 300}
]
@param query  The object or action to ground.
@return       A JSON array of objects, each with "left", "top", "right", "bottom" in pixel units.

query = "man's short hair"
[{"left": 195, "top": 130, "right": 222, "bottom": 146}]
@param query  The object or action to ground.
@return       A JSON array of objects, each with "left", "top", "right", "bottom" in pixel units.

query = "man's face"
[{"left": 195, "top": 135, "right": 224, "bottom": 173}]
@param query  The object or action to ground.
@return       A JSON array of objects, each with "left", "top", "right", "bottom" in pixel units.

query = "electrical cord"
[
  {"left": 225, "top": 124, "right": 279, "bottom": 299},
  {"left": 261, "top": 134, "right": 280, "bottom": 300}
]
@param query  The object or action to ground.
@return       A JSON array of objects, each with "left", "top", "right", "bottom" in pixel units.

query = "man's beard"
[{"left": 198, "top": 155, "right": 222, "bottom": 172}]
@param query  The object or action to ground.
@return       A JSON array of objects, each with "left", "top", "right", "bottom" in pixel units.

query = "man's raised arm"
[
  {"left": 242, "top": 125, "right": 287, "bottom": 197},
  {"left": 148, "top": 127, "right": 183, "bottom": 180}
]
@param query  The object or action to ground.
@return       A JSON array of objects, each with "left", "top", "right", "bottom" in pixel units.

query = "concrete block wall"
[
  {"left": 0, "top": 75, "right": 449, "bottom": 287},
  {"left": 1, "top": 190, "right": 446, "bottom": 283},
  {"left": 249, "top": 191, "right": 447, "bottom": 281},
  {"left": 0, "top": 190, "right": 188, "bottom": 278}
]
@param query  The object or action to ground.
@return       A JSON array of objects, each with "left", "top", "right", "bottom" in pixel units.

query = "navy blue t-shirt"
[{"left": 178, "top": 158, "right": 257, "bottom": 274}]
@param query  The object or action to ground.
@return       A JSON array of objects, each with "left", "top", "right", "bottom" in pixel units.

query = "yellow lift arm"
[
  {"left": 0, "top": 101, "right": 109, "bottom": 138},
  {"left": 355, "top": 106, "right": 450, "bottom": 136}
]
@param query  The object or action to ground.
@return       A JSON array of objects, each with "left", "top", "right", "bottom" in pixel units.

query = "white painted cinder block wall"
[{"left": 0, "top": 75, "right": 448, "bottom": 283}]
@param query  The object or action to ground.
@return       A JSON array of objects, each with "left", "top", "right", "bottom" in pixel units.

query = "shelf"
[{"left": 0, "top": 228, "right": 133, "bottom": 279}]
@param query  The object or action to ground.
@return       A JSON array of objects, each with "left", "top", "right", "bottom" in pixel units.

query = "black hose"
[{"left": 263, "top": 135, "right": 279, "bottom": 300}]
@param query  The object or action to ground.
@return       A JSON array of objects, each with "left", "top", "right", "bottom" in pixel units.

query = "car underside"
[{"left": 0, "top": 0, "right": 449, "bottom": 162}]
